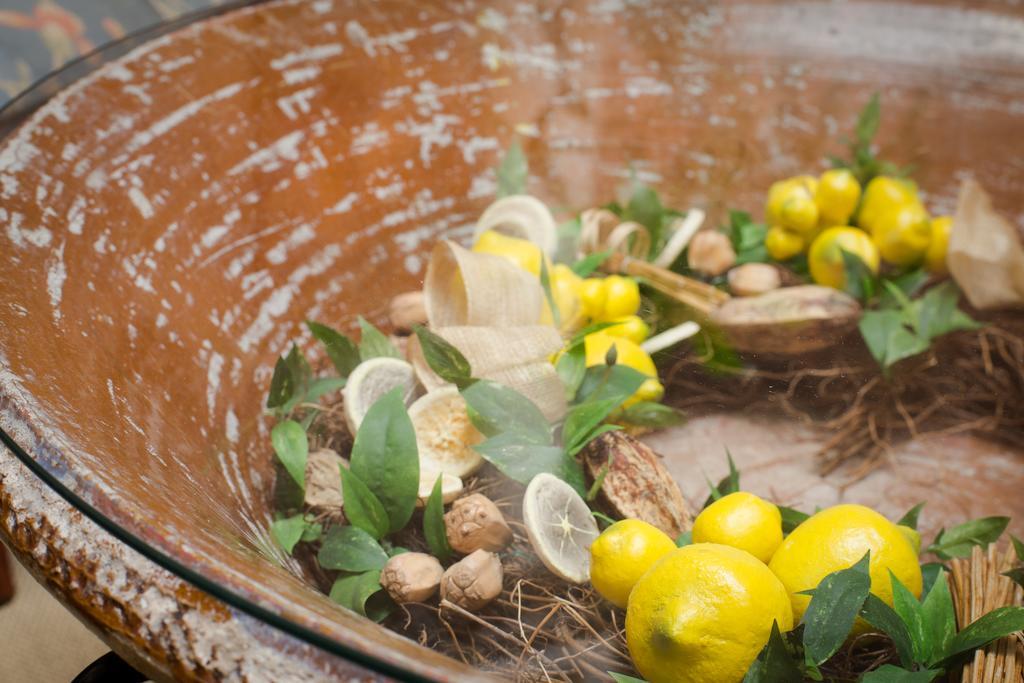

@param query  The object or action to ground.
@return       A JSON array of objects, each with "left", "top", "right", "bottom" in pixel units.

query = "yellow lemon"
[
  {"left": 591, "top": 519, "right": 677, "bottom": 608},
  {"left": 472, "top": 230, "right": 543, "bottom": 275},
  {"left": 816, "top": 169, "right": 862, "bottom": 226},
  {"left": 768, "top": 504, "right": 922, "bottom": 626},
  {"left": 541, "top": 263, "right": 584, "bottom": 331},
  {"left": 924, "top": 216, "right": 953, "bottom": 275},
  {"left": 626, "top": 544, "right": 794, "bottom": 683},
  {"left": 604, "top": 315, "right": 650, "bottom": 344},
  {"left": 808, "top": 226, "right": 880, "bottom": 290},
  {"left": 767, "top": 177, "right": 819, "bottom": 237},
  {"left": 692, "top": 492, "right": 783, "bottom": 564},
  {"left": 601, "top": 275, "right": 642, "bottom": 320},
  {"left": 780, "top": 194, "right": 820, "bottom": 236},
  {"left": 584, "top": 332, "right": 663, "bottom": 407},
  {"left": 765, "top": 226, "right": 805, "bottom": 261},
  {"left": 579, "top": 278, "right": 607, "bottom": 319},
  {"left": 897, "top": 525, "right": 922, "bottom": 555},
  {"left": 857, "top": 176, "right": 920, "bottom": 234},
  {"left": 872, "top": 203, "right": 932, "bottom": 267}
]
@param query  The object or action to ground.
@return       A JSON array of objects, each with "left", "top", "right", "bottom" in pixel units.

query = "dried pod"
[
  {"left": 709, "top": 284, "right": 861, "bottom": 354},
  {"left": 304, "top": 448, "right": 346, "bottom": 515},
  {"left": 444, "top": 494, "right": 513, "bottom": 554},
  {"left": 388, "top": 291, "right": 427, "bottom": 333},
  {"left": 687, "top": 230, "right": 736, "bottom": 276},
  {"left": 727, "top": 263, "right": 781, "bottom": 297},
  {"left": 580, "top": 431, "right": 691, "bottom": 538},
  {"left": 379, "top": 552, "right": 444, "bottom": 603},
  {"left": 440, "top": 549, "right": 503, "bottom": 611}
]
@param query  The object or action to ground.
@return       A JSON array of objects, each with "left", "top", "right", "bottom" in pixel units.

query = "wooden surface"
[{"left": 0, "top": 0, "right": 1022, "bottom": 679}]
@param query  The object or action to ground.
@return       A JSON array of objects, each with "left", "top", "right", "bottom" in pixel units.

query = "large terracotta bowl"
[{"left": 2, "top": 1, "right": 1023, "bottom": 680}]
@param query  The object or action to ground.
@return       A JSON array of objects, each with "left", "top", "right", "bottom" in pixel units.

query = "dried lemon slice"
[
  {"left": 342, "top": 357, "right": 418, "bottom": 433},
  {"left": 416, "top": 469, "right": 463, "bottom": 508},
  {"left": 474, "top": 195, "right": 558, "bottom": 258},
  {"left": 523, "top": 473, "right": 600, "bottom": 584},
  {"left": 408, "top": 386, "right": 484, "bottom": 477}
]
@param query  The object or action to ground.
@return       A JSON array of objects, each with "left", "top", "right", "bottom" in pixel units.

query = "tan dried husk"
[{"left": 949, "top": 179, "right": 1024, "bottom": 310}]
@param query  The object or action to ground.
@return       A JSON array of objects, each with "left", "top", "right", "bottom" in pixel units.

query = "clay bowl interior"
[{"left": 2, "top": 0, "right": 1024, "bottom": 679}]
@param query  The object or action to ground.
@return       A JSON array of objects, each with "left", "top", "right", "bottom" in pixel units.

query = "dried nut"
[
  {"left": 687, "top": 231, "right": 736, "bottom": 276},
  {"left": 727, "top": 263, "right": 782, "bottom": 297},
  {"left": 440, "top": 549, "right": 503, "bottom": 610},
  {"left": 304, "top": 448, "right": 347, "bottom": 515},
  {"left": 444, "top": 494, "right": 513, "bottom": 554},
  {"left": 388, "top": 291, "right": 427, "bottom": 333},
  {"left": 379, "top": 552, "right": 444, "bottom": 603},
  {"left": 580, "top": 431, "right": 691, "bottom": 538}
]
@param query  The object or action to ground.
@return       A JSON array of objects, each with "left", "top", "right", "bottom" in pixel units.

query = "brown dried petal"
[
  {"left": 303, "top": 448, "right": 346, "bottom": 517},
  {"left": 580, "top": 431, "right": 691, "bottom": 538}
]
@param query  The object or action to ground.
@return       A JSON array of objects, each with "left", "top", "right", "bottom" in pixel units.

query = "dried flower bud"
[
  {"left": 440, "top": 549, "right": 503, "bottom": 611},
  {"left": 379, "top": 552, "right": 444, "bottom": 604},
  {"left": 444, "top": 494, "right": 513, "bottom": 554},
  {"left": 388, "top": 291, "right": 427, "bottom": 334},
  {"left": 727, "top": 263, "right": 781, "bottom": 297},
  {"left": 687, "top": 231, "right": 736, "bottom": 276}
]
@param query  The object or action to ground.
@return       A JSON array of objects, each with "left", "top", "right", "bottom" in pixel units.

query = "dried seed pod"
[
  {"left": 727, "top": 263, "right": 782, "bottom": 297},
  {"left": 379, "top": 552, "right": 444, "bottom": 603},
  {"left": 388, "top": 291, "right": 427, "bottom": 333},
  {"left": 444, "top": 494, "right": 513, "bottom": 554},
  {"left": 580, "top": 431, "right": 691, "bottom": 538},
  {"left": 687, "top": 230, "right": 736, "bottom": 276},
  {"left": 304, "top": 448, "right": 346, "bottom": 515},
  {"left": 439, "top": 549, "right": 503, "bottom": 611},
  {"left": 709, "top": 284, "right": 861, "bottom": 354}
]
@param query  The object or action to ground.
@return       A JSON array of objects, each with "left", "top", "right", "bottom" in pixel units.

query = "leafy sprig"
[{"left": 828, "top": 92, "right": 911, "bottom": 186}]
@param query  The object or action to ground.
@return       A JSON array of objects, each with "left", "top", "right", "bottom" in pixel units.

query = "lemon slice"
[
  {"left": 342, "top": 357, "right": 418, "bottom": 433},
  {"left": 407, "top": 386, "right": 484, "bottom": 477},
  {"left": 523, "top": 473, "right": 600, "bottom": 584},
  {"left": 416, "top": 469, "right": 463, "bottom": 508},
  {"left": 475, "top": 195, "right": 558, "bottom": 257}
]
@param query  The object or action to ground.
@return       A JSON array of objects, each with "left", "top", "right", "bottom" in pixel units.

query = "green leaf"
[
  {"left": 915, "top": 281, "right": 982, "bottom": 342},
  {"left": 339, "top": 465, "right": 390, "bottom": 540},
  {"left": 414, "top": 326, "right": 473, "bottom": 387},
  {"left": 349, "top": 388, "right": 420, "bottom": 533},
  {"left": 267, "top": 356, "right": 295, "bottom": 410},
  {"left": 1003, "top": 567, "right": 1024, "bottom": 590},
  {"left": 300, "top": 521, "right": 322, "bottom": 542},
  {"left": 860, "top": 594, "right": 916, "bottom": 668},
  {"left": 357, "top": 316, "right": 400, "bottom": 361},
  {"left": 878, "top": 270, "right": 929, "bottom": 309},
  {"left": 539, "top": 258, "right": 561, "bottom": 329},
  {"left": 575, "top": 364, "right": 647, "bottom": 404},
  {"left": 285, "top": 344, "right": 312, "bottom": 392},
  {"left": 897, "top": 503, "right": 926, "bottom": 530},
  {"left": 474, "top": 433, "right": 585, "bottom": 494},
  {"left": 859, "top": 309, "right": 929, "bottom": 370},
  {"left": 303, "top": 377, "right": 347, "bottom": 405},
  {"left": 555, "top": 345, "right": 587, "bottom": 400},
  {"left": 919, "top": 570, "right": 956, "bottom": 666},
  {"left": 859, "top": 665, "right": 942, "bottom": 683},
  {"left": 271, "top": 420, "right": 308, "bottom": 490},
  {"left": 329, "top": 569, "right": 390, "bottom": 621},
  {"left": 608, "top": 673, "right": 647, "bottom": 683},
  {"left": 571, "top": 249, "right": 611, "bottom": 277},
  {"left": 701, "top": 450, "right": 741, "bottom": 510},
  {"left": 728, "top": 211, "right": 769, "bottom": 266},
  {"left": 461, "top": 379, "right": 552, "bottom": 444},
  {"left": 840, "top": 248, "right": 877, "bottom": 302},
  {"left": 270, "top": 514, "right": 306, "bottom": 554},
  {"left": 318, "top": 526, "right": 389, "bottom": 572},
  {"left": 307, "top": 321, "right": 361, "bottom": 377},
  {"left": 496, "top": 140, "right": 528, "bottom": 197},
  {"left": 801, "top": 551, "right": 872, "bottom": 665},
  {"left": 618, "top": 401, "right": 684, "bottom": 428},
  {"left": 423, "top": 474, "right": 452, "bottom": 562},
  {"left": 1012, "top": 535, "right": 1024, "bottom": 562},
  {"left": 920, "top": 563, "right": 945, "bottom": 597},
  {"left": 563, "top": 396, "right": 627, "bottom": 456},
  {"left": 891, "top": 571, "right": 927, "bottom": 664},
  {"left": 742, "top": 621, "right": 803, "bottom": 683},
  {"left": 856, "top": 92, "right": 881, "bottom": 148},
  {"left": 779, "top": 506, "right": 810, "bottom": 534},
  {"left": 676, "top": 531, "right": 693, "bottom": 547},
  {"left": 927, "top": 516, "right": 1010, "bottom": 560},
  {"left": 939, "top": 606, "right": 1024, "bottom": 665}
]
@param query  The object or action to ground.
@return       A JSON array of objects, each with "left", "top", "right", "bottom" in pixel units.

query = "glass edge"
[{"left": 0, "top": 2, "right": 433, "bottom": 680}]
